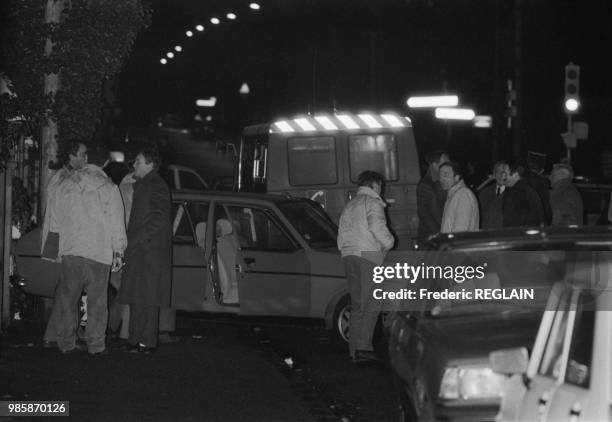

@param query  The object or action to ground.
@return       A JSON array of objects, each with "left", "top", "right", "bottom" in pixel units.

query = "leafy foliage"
[{"left": 1, "top": 0, "right": 151, "bottom": 166}]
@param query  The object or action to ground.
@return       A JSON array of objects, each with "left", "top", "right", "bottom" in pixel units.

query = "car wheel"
[{"left": 332, "top": 295, "right": 350, "bottom": 343}]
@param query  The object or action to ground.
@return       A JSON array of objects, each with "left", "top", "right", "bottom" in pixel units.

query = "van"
[{"left": 237, "top": 112, "right": 420, "bottom": 246}]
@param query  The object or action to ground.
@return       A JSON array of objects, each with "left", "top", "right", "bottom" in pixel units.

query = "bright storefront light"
[
  {"left": 435, "top": 107, "right": 476, "bottom": 121},
  {"left": 407, "top": 95, "right": 459, "bottom": 108}
]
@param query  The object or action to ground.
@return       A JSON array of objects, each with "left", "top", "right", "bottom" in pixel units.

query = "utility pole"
[
  {"left": 40, "top": 0, "right": 63, "bottom": 217},
  {"left": 512, "top": 0, "right": 522, "bottom": 157}
]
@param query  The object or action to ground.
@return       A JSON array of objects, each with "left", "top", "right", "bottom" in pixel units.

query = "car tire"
[{"left": 332, "top": 295, "right": 351, "bottom": 343}]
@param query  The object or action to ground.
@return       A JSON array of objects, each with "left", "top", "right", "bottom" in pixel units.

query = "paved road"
[{"left": 0, "top": 315, "right": 398, "bottom": 422}]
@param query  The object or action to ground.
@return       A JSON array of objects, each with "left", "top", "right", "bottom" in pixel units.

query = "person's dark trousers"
[
  {"left": 128, "top": 304, "right": 160, "bottom": 348},
  {"left": 56, "top": 255, "right": 110, "bottom": 353}
]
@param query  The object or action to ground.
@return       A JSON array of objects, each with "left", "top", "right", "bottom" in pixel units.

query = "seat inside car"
[{"left": 216, "top": 219, "right": 239, "bottom": 304}]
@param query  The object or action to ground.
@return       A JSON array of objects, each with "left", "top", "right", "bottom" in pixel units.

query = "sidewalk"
[{"left": 0, "top": 317, "right": 315, "bottom": 422}]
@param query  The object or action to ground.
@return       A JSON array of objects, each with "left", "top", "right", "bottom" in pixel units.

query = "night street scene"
[{"left": 1, "top": 0, "right": 612, "bottom": 421}]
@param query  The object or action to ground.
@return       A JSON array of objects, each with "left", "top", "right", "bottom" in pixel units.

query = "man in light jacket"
[
  {"left": 44, "top": 142, "right": 127, "bottom": 354},
  {"left": 550, "top": 163, "right": 583, "bottom": 226},
  {"left": 440, "top": 161, "right": 479, "bottom": 233},
  {"left": 337, "top": 171, "right": 394, "bottom": 363}
]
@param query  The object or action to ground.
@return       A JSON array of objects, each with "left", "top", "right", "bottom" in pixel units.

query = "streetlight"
[
  {"left": 434, "top": 107, "right": 475, "bottom": 120},
  {"left": 249, "top": 3, "right": 261, "bottom": 10},
  {"left": 407, "top": 95, "right": 459, "bottom": 108},
  {"left": 195, "top": 24, "right": 204, "bottom": 32},
  {"left": 186, "top": 30, "right": 193, "bottom": 37},
  {"left": 160, "top": 58, "right": 167, "bottom": 64},
  {"left": 166, "top": 52, "right": 174, "bottom": 59},
  {"left": 174, "top": 45, "right": 182, "bottom": 52},
  {"left": 210, "top": 17, "right": 220, "bottom": 25},
  {"left": 226, "top": 13, "right": 237, "bottom": 20}
]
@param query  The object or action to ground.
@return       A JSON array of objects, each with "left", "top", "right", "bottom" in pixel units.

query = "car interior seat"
[{"left": 216, "top": 218, "right": 239, "bottom": 304}]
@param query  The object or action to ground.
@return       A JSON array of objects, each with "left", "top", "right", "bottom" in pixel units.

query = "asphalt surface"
[{"left": 0, "top": 315, "right": 398, "bottom": 422}]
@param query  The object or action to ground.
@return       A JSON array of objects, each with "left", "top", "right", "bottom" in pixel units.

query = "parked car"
[
  {"left": 14, "top": 190, "right": 352, "bottom": 340},
  {"left": 388, "top": 226, "right": 612, "bottom": 422},
  {"left": 491, "top": 251, "right": 612, "bottom": 422}
]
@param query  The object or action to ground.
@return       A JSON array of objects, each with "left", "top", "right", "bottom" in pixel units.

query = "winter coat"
[
  {"left": 441, "top": 180, "right": 479, "bottom": 233},
  {"left": 118, "top": 170, "right": 172, "bottom": 307},
  {"left": 337, "top": 186, "right": 394, "bottom": 264},
  {"left": 551, "top": 179, "right": 583, "bottom": 226},
  {"left": 527, "top": 171, "right": 552, "bottom": 225},
  {"left": 502, "top": 179, "right": 545, "bottom": 227},
  {"left": 43, "top": 164, "right": 126, "bottom": 265},
  {"left": 478, "top": 183, "right": 505, "bottom": 229},
  {"left": 416, "top": 171, "right": 447, "bottom": 239}
]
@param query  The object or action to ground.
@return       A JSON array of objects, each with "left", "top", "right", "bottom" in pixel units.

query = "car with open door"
[{"left": 14, "top": 190, "right": 352, "bottom": 341}]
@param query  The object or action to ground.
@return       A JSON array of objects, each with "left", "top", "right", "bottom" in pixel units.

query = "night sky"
[{"left": 116, "top": 0, "right": 612, "bottom": 177}]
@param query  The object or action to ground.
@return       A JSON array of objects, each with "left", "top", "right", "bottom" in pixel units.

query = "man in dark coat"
[
  {"left": 502, "top": 159, "right": 545, "bottom": 227},
  {"left": 119, "top": 145, "right": 172, "bottom": 353},
  {"left": 478, "top": 161, "right": 509, "bottom": 229},
  {"left": 550, "top": 163, "right": 583, "bottom": 226},
  {"left": 417, "top": 150, "right": 449, "bottom": 240}
]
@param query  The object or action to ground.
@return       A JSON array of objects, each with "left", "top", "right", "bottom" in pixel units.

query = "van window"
[
  {"left": 288, "top": 137, "right": 337, "bottom": 186},
  {"left": 349, "top": 134, "right": 398, "bottom": 182},
  {"left": 180, "top": 171, "right": 206, "bottom": 190}
]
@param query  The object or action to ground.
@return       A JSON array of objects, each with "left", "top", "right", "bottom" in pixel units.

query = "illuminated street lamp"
[
  {"left": 186, "top": 30, "right": 193, "bottom": 37},
  {"left": 227, "top": 13, "right": 237, "bottom": 20},
  {"left": 196, "top": 24, "right": 204, "bottom": 32},
  {"left": 434, "top": 107, "right": 475, "bottom": 120},
  {"left": 166, "top": 52, "right": 174, "bottom": 59},
  {"left": 160, "top": 58, "right": 167, "bottom": 64},
  {"left": 174, "top": 45, "right": 182, "bottom": 52},
  {"left": 249, "top": 3, "right": 261, "bottom": 10},
  {"left": 210, "top": 17, "right": 220, "bottom": 25},
  {"left": 407, "top": 95, "right": 459, "bottom": 108}
]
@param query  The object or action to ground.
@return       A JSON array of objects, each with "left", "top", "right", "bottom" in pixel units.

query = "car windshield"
[{"left": 278, "top": 200, "right": 338, "bottom": 249}]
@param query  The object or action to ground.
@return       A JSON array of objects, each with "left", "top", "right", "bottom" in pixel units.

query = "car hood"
[{"left": 419, "top": 311, "right": 540, "bottom": 362}]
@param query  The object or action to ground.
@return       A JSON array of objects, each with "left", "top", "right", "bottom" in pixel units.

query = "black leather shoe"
[
  {"left": 352, "top": 350, "right": 381, "bottom": 363},
  {"left": 137, "top": 344, "right": 157, "bottom": 355},
  {"left": 119, "top": 343, "right": 140, "bottom": 353},
  {"left": 42, "top": 340, "right": 57, "bottom": 349}
]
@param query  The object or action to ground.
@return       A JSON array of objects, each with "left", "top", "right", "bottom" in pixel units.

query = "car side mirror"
[{"left": 489, "top": 347, "right": 529, "bottom": 375}]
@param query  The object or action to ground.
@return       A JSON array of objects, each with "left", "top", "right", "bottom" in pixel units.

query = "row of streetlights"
[
  {"left": 160, "top": 3, "right": 261, "bottom": 65},
  {"left": 406, "top": 95, "right": 490, "bottom": 127}
]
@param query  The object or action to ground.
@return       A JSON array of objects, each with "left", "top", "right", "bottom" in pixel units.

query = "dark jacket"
[
  {"left": 119, "top": 170, "right": 172, "bottom": 306},
  {"left": 527, "top": 171, "right": 552, "bottom": 225},
  {"left": 478, "top": 184, "right": 505, "bottom": 229},
  {"left": 417, "top": 171, "right": 447, "bottom": 239},
  {"left": 502, "top": 179, "right": 545, "bottom": 227},
  {"left": 550, "top": 179, "right": 583, "bottom": 226}
]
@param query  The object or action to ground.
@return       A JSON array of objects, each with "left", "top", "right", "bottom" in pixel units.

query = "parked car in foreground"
[
  {"left": 388, "top": 226, "right": 612, "bottom": 422},
  {"left": 14, "top": 190, "right": 352, "bottom": 340},
  {"left": 491, "top": 252, "right": 612, "bottom": 422}
]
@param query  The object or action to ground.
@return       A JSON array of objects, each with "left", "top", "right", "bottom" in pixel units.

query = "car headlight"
[{"left": 439, "top": 367, "right": 506, "bottom": 400}]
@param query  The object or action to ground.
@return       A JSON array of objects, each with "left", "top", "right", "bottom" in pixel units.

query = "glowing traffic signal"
[{"left": 564, "top": 63, "right": 580, "bottom": 114}]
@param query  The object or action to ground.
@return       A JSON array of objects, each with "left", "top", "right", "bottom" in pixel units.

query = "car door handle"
[{"left": 244, "top": 257, "right": 256, "bottom": 267}]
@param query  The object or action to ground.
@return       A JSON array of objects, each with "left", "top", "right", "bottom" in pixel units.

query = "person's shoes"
[
  {"left": 120, "top": 342, "right": 140, "bottom": 353},
  {"left": 137, "top": 344, "right": 157, "bottom": 355},
  {"left": 89, "top": 348, "right": 109, "bottom": 356},
  {"left": 42, "top": 340, "right": 57, "bottom": 349},
  {"left": 158, "top": 332, "right": 180, "bottom": 344},
  {"left": 352, "top": 350, "right": 382, "bottom": 364},
  {"left": 59, "top": 343, "right": 87, "bottom": 355}
]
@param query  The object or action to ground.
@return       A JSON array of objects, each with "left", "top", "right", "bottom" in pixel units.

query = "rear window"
[
  {"left": 287, "top": 136, "right": 337, "bottom": 186},
  {"left": 349, "top": 134, "right": 398, "bottom": 182}
]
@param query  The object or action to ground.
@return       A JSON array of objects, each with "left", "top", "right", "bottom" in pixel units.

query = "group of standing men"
[
  {"left": 336, "top": 152, "right": 584, "bottom": 363},
  {"left": 42, "top": 140, "right": 172, "bottom": 355},
  {"left": 417, "top": 150, "right": 584, "bottom": 238}
]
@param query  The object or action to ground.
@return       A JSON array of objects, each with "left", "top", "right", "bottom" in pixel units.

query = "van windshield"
[{"left": 278, "top": 200, "right": 338, "bottom": 249}]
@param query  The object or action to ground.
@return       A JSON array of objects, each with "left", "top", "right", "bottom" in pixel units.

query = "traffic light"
[{"left": 564, "top": 63, "right": 580, "bottom": 114}]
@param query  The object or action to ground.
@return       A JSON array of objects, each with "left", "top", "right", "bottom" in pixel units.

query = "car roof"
[
  {"left": 427, "top": 226, "right": 612, "bottom": 249},
  {"left": 171, "top": 189, "right": 298, "bottom": 204}
]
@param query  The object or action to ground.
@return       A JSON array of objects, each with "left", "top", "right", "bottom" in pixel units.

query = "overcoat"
[{"left": 118, "top": 170, "right": 172, "bottom": 306}]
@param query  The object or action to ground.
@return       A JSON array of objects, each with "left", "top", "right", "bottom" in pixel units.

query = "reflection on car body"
[
  {"left": 492, "top": 251, "right": 612, "bottom": 422},
  {"left": 14, "top": 190, "right": 351, "bottom": 339},
  {"left": 387, "top": 226, "right": 612, "bottom": 422}
]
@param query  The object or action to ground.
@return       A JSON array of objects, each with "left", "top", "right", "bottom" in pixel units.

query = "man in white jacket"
[
  {"left": 439, "top": 162, "right": 479, "bottom": 233},
  {"left": 337, "top": 171, "right": 394, "bottom": 363}
]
